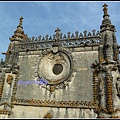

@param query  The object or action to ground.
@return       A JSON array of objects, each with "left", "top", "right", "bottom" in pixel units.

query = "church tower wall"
[{"left": 0, "top": 4, "right": 119, "bottom": 118}]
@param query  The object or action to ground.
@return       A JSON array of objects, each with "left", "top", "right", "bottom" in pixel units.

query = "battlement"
[{"left": 19, "top": 29, "right": 100, "bottom": 51}]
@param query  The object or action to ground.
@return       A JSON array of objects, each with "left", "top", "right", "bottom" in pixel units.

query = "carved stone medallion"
[{"left": 38, "top": 50, "right": 73, "bottom": 86}]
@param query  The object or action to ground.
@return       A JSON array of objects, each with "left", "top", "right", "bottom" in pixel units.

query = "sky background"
[{"left": 0, "top": 1, "right": 120, "bottom": 60}]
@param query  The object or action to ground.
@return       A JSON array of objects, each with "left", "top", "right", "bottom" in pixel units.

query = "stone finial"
[
  {"left": 75, "top": 31, "right": 79, "bottom": 38},
  {"left": 63, "top": 34, "right": 66, "bottom": 39},
  {"left": 71, "top": 33, "right": 74, "bottom": 38},
  {"left": 92, "top": 29, "right": 96, "bottom": 36},
  {"left": 32, "top": 36, "right": 35, "bottom": 41},
  {"left": 45, "top": 34, "right": 48, "bottom": 41},
  {"left": 55, "top": 28, "right": 60, "bottom": 33},
  {"left": 9, "top": 16, "right": 27, "bottom": 42},
  {"left": 19, "top": 16, "right": 23, "bottom": 27},
  {"left": 49, "top": 36, "right": 52, "bottom": 40},
  {"left": 79, "top": 33, "right": 83, "bottom": 38},
  {"left": 55, "top": 28, "right": 61, "bottom": 40},
  {"left": 38, "top": 35, "right": 41, "bottom": 41},
  {"left": 100, "top": 4, "right": 115, "bottom": 32},
  {"left": 67, "top": 31, "right": 71, "bottom": 38},
  {"left": 83, "top": 30, "right": 87, "bottom": 37},
  {"left": 60, "top": 33, "right": 62, "bottom": 39},
  {"left": 103, "top": 3, "right": 109, "bottom": 17}
]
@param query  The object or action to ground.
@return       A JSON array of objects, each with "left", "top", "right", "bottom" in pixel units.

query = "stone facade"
[{"left": 0, "top": 4, "right": 120, "bottom": 118}]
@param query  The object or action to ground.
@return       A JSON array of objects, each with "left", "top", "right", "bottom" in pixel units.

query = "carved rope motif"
[
  {"left": 93, "top": 71, "right": 99, "bottom": 113},
  {"left": 0, "top": 109, "right": 11, "bottom": 115},
  {"left": 105, "top": 71, "right": 114, "bottom": 114},
  {"left": 12, "top": 98, "right": 94, "bottom": 109},
  {"left": 0, "top": 79, "right": 4, "bottom": 101}
]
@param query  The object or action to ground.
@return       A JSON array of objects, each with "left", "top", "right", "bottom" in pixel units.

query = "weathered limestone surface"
[{"left": 15, "top": 50, "right": 97, "bottom": 102}]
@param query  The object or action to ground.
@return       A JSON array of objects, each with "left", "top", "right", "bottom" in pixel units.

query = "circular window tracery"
[{"left": 38, "top": 51, "right": 73, "bottom": 85}]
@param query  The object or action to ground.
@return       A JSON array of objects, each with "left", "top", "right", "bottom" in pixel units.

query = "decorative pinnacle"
[
  {"left": 19, "top": 16, "right": 23, "bottom": 27},
  {"left": 103, "top": 3, "right": 109, "bottom": 17}
]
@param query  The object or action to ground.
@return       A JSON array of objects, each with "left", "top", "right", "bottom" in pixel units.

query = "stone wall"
[
  {"left": 8, "top": 105, "right": 97, "bottom": 118},
  {"left": 15, "top": 46, "right": 98, "bottom": 103}
]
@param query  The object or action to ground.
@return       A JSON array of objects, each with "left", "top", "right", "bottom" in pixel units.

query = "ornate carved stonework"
[
  {"left": 116, "top": 77, "right": 120, "bottom": 98},
  {"left": 12, "top": 98, "right": 94, "bottom": 109},
  {"left": 38, "top": 51, "right": 73, "bottom": 84},
  {"left": 36, "top": 50, "right": 74, "bottom": 93},
  {"left": 0, "top": 110, "right": 11, "bottom": 115},
  {"left": 6, "top": 74, "right": 13, "bottom": 85},
  {"left": 0, "top": 3, "right": 119, "bottom": 118}
]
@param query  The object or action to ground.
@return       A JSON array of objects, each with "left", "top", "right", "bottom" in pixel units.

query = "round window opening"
[{"left": 53, "top": 64, "right": 63, "bottom": 75}]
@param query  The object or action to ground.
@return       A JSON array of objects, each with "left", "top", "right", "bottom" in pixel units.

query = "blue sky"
[{"left": 0, "top": 1, "right": 120, "bottom": 60}]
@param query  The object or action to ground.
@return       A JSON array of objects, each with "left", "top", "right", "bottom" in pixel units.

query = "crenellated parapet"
[
  {"left": 18, "top": 29, "right": 101, "bottom": 52},
  {"left": 22, "top": 29, "right": 100, "bottom": 42}
]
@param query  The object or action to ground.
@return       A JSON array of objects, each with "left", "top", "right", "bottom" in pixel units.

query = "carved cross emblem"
[
  {"left": 19, "top": 16, "right": 23, "bottom": 26},
  {"left": 103, "top": 3, "right": 108, "bottom": 16}
]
